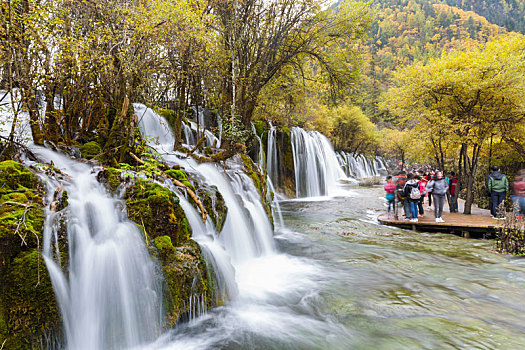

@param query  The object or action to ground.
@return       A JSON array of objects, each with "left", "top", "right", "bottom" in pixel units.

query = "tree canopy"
[{"left": 383, "top": 35, "right": 525, "bottom": 213}]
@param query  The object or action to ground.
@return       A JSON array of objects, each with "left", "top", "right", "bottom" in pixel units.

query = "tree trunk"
[
  {"left": 461, "top": 143, "right": 481, "bottom": 215},
  {"left": 44, "top": 87, "right": 60, "bottom": 144},
  {"left": 463, "top": 173, "right": 475, "bottom": 215},
  {"left": 172, "top": 113, "right": 182, "bottom": 151}
]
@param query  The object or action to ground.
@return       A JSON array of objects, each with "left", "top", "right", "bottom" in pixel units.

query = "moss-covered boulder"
[
  {"left": 153, "top": 237, "right": 212, "bottom": 326},
  {"left": 276, "top": 129, "right": 296, "bottom": 197},
  {"left": 2, "top": 250, "right": 61, "bottom": 349},
  {"left": 124, "top": 178, "right": 191, "bottom": 246},
  {"left": 196, "top": 185, "right": 227, "bottom": 232},
  {"left": 80, "top": 141, "right": 102, "bottom": 160},
  {"left": 0, "top": 160, "right": 37, "bottom": 190},
  {"left": 0, "top": 161, "right": 61, "bottom": 349}
]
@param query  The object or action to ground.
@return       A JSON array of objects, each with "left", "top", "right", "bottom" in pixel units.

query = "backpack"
[{"left": 410, "top": 186, "right": 421, "bottom": 200}]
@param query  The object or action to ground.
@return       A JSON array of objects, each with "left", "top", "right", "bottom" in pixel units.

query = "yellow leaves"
[{"left": 384, "top": 33, "right": 525, "bottom": 155}]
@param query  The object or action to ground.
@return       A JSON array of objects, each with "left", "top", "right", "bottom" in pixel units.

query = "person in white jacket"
[{"left": 426, "top": 171, "right": 449, "bottom": 223}]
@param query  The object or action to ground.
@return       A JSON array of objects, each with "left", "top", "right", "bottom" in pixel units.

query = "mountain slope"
[{"left": 359, "top": 0, "right": 511, "bottom": 120}]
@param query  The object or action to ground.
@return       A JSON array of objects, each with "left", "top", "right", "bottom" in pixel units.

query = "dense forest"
[{"left": 360, "top": 0, "right": 509, "bottom": 119}]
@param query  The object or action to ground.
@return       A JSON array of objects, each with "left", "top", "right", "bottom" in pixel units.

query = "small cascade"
[
  {"left": 251, "top": 122, "right": 265, "bottom": 167},
  {"left": 266, "top": 122, "right": 278, "bottom": 186},
  {"left": 34, "top": 146, "right": 162, "bottom": 350},
  {"left": 189, "top": 121, "right": 221, "bottom": 148},
  {"left": 290, "top": 127, "right": 346, "bottom": 197},
  {"left": 182, "top": 123, "right": 195, "bottom": 145},
  {"left": 337, "top": 151, "right": 388, "bottom": 178},
  {"left": 175, "top": 193, "right": 238, "bottom": 303},
  {"left": 135, "top": 103, "right": 174, "bottom": 152},
  {"left": 196, "top": 165, "right": 274, "bottom": 263}
]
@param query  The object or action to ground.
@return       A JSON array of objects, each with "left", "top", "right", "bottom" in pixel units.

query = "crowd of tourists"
[
  {"left": 384, "top": 167, "right": 525, "bottom": 222},
  {"left": 384, "top": 169, "right": 455, "bottom": 223}
]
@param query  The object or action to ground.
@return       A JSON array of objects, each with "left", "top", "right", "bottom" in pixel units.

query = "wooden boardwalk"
[{"left": 377, "top": 199, "right": 498, "bottom": 238}]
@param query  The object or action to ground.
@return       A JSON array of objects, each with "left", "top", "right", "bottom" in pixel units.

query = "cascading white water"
[
  {"left": 290, "top": 127, "right": 347, "bottom": 197},
  {"left": 175, "top": 193, "right": 238, "bottom": 304},
  {"left": 266, "top": 122, "right": 278, "bottom": 186},
  {"left": 135, "top": 103, "right": 175, "bottom": 153},
  {"left": 34, "top": 146, "right": 162, "bottom": 350},
  {"left": 250, "top": 122, "right": 284, "bottom": 225},
  {"left": 136, "top": 104, "right": 275, "bottom": 276},
  {"left": 337, "top": 151, "right": 387, "bottom": 178},
  {"left": 251, "top": 122, "right": 265, "bottom": 167},
  {"left": 191, "top": 165, "right": 274, "bottom": 264},
  {"left": 182, "top": 123, "right": 195, "bottom": 145}
]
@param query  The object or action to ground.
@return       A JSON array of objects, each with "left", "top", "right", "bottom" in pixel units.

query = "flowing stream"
[
  {"left": 135, "top": 106, "right": 525, "bottom": 349},
  {"left": 141, "top": 185, "right": 525, "bottom": 349}
]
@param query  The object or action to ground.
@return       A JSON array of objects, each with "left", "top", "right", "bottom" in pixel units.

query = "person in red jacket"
[
  {"left": 512, "top": 169, "right": 525, "bottom": 216},
  {"left": 449, "top": 171, "right": 459, "bottom": 213},
  {"left": 384, "top": 176, "right": 396, "bottom": 219}
]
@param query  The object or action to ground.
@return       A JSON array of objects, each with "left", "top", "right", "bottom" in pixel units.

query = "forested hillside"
[
  {"left": 443, "top": 0, "right": 525, "bottom": 34},
  {"left": 360, "top": 0, "right": 509, "bottom": 119}
]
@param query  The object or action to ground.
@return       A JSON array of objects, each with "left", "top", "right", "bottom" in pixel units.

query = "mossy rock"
[
  {"left": 0, "top": 162, "right": 45, "bottom": 275},
  {"left": 96, "top": 167, "right": 127, "bottom": 192},
  {"left": 197, "top": 186, "right": 227, "bottom": 233},
  {"left": 153, "top": 237, "right": 213, "bottom": 326},
  {"left": 125, "top": 178, "right": 191, "bottom": 246},
  {"left": 276, "top": 129, "right": 296, "bottom": 197},
  {"left": 2, "top": 250, "right": 61, "bottom": 349},
  {"left": 0, "top": 193, "right": 45, "bottom": 270},
  {"left": 0, "top": 160, "right": 37, "bottom": 191},
  {"left": 0, "top": 161, "right": 61, "bottom": 348},
  {"left": 80, "top": 141, "right": 102, "bottom": 160},
  {"left": 165, "top": 169, "right": 195, "bottom": 191},
  {"left": 56, "top": 190, "right": 69, "bottom": 212}
]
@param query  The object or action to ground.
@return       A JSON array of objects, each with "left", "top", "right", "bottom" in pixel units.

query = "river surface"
[{"left": 146, "top": 186, "right": 525, "bottom": 350}]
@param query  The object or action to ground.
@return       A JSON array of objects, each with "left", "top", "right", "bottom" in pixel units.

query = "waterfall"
[
  {"left": 290, "top": 127, "right": 346, "bottom": 197},
  {"left": 34, "top": 146, "right": 162, "bottom": 350},
  {"left": 188, "top": 121, "right": 221, "bottom": 148},
  {"left": 175, "top": 194, "right": 238, "bottom": 304},
  {"left": 251, "top": 122, "right": 265, "bottom": 167},
  {"left": 266, "top": 122, "right": 278, "bottom": 186},
  {"left": 136, "top": 105, "right": 276, "bottom": 300},
  {"left": 337, "top": 151, "right": 387, "bottom": 179},
  {"left": 182, "top": 123, "right": 195, "bottom": 146}
]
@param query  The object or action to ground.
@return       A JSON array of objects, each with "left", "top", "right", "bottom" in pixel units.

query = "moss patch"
[
  {"left": 3, "top": 250, "right": 60, "bottom": 349},
  {"left": 153, "top": 237, "right": 211, "bottom": 326},
  {"left": 124, "top": 178, "right": 191, "bottom": 246},
  {"left": 0, "top": 160, "right": 37, "bottom": 190},
  {"left": 165, "top": 169, "right": 195, "bottom": 191},
  {"left": 80, "top": 141, "right": 102, "bottom": 160},
  {"left": 0, "top": 161, "right": 60, "bottom": 349}
]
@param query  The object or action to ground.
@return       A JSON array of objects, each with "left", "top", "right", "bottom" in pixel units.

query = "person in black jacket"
[{"left": 403, "top": 173, "right": 421, "bottom": 222}]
